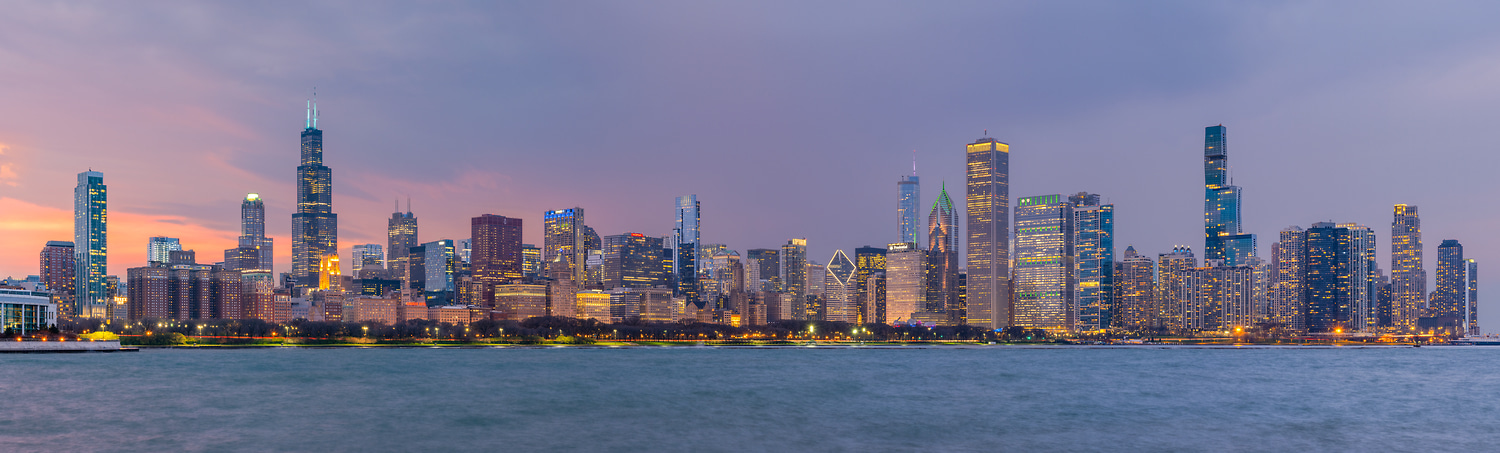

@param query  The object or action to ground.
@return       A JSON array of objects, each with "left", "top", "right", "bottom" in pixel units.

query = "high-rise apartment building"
[
  {"left": 1203, "top": 125, "right": 1256, "bottom": 266},
  {"left": 1303, "top": 222, "right": 1377, "bottom": 333},
  {"left": 781, "top": 238, "right": 807, "bottom": 301},
  {"left": 472, "top": 214, "right": 523, "bottom": 306},
  {"left": 965, "top": 137, "right": 1010, "bottom": 329},
  {"left": 885, "top": 242, "right": 925, "bottom": 324},
  {"left": 40, "top": 241, "right": 75, "bottom": 316},
  {"left": 927, "top": 184, "right": 959, "bottom": 323},
  {"left": 74, "top": 170, "right": 108, "bottom": 318},
  {"left": 544, "top": 208, "right": 588, "bottom": 282},
  {"left": 673, "top": 195, "right": 701, "bottom": 284},
  {"left": 1071, "top": 192, "right": 1114, "bottom": 332},
  {"left": 1157, "top": 247, "right": 1196, "bottom": 333},
  {"left": 147, "top": 237, "right": 182, "bottom": 264},
  {"left": 423, "top": 239, "right": 457, "bottom": 305},
  {"left": 387, "top": 203, "right": 418, "bottom": 285},
  {"left": 1432, "top": 240, "right": 1469, "bottom": 325},
  {"left": 1390, "top": 204, "right": 1424, "bottom": 331},
  {"left": 1014, "top": 195, "right": 1074, "bottom": 333},
  {"left": 1465, "top": 259, "right": 1479, "bottom": 335},
  {"left": 291, "top": 99, "right": 338, "bottom": 292},
  {"left": 1113, "top": 246, "right": 1154, "bottom": 331},
  {"left": 1270, "top": 227, "right": 1306, "bottom": 331}
]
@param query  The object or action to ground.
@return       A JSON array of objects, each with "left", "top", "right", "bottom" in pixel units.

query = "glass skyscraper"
[
  {"left": 292, "top": 99, "right": 338, "bottom": 292},
  {"left": 147, "top": 236, "right": 181, "bottom": 264},
  {"left": 965, "top": 137, "right": 1009, "bottom": 329},
  {"left": 898, "top": 173, "right": 921, "bottom": 245},
  {"left": 1433, "top": 240, "right": 1467, "bottom": 323},
  {"left": 1203, "top": 125, "right": 1256, "bottom": 265},
  {"left": 927, "top": 183, "right": 959, "bottom": 322},
  {"left": 1070, "top": 192, "right": 1114, "bottom": 332},
  {"left": 1014, "top": 194, "right": 1073, "bottom": 333},
  {"left": 236, "top": 193, "right": 274, "bottom": 272},
  {"left": 544, "top": 208, "right": 587, "bottom": 283},
  {"left": 74, "top": 170, "right": 107, "bottom": 318},
  {"left": 388, "top": 202, "right": 418, "bottom": 285},
  {"left": 674, "top": 195, "right": 700, "bottom": 304},
  {"left": 1302, "top": 222, "right": 1377, "bottom": 333},
  {"left": 423, "top": 239, "right": 456, "bottom": 305}
]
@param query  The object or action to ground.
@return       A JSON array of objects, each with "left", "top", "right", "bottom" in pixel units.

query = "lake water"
[{"left": 2, "top": 346, "right": 1497, "bottom": 452}]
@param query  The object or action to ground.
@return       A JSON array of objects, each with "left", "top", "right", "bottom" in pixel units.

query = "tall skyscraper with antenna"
[
  {"left": 388, "top": 198, "right": 418, "bottom": 285},
  {"left": 291, "top": 96, "right": 337, "bottom": 292},
  {"left": 897, "top": 151, "right": 921, "bottom": 245}
]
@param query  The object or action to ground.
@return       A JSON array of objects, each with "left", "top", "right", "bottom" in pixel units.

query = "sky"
[{"left": 2, "top": 1, "right": 1499, "bottom": 326}]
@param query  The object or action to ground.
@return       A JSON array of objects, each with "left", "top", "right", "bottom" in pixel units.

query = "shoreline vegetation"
[{"left": 44, "top": 316, "right": 1448, "bottom": 349}]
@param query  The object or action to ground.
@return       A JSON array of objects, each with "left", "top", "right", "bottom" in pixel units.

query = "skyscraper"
[
  {"left": 472, "top": 214, "right": 523, "bottom": 306},
  {"left": 781, "top": 239, "right": 807, "bottom": 317},
  {"left": 544, "top": 208, "right": 587, "bottom": 283},
  {"left": 1071, "top": 192, "right": 1114, "bottom": 332},
  {"left": 602, "top": 233, "right": 668, "bottom": 289},
  {"left": 1302, "top": 222, "right": 1377, "bottom": 333},
  {"left": 897, "top": 155, "right": 921, "bottom": 244},
  {"left": 147, "top": 237, "right": 182, "bottom": 264},
  {"left": 74, "top": 170, "right": 108, "bottom": 318},
  {"left": 1157, "top": 247, "right": 1196, "bottom": 333},
  {"left": 239, "top": 193, "right": 273, "bottom": 271},
  {"left": 746, "top": 249, "right": 781, "bottom": 293},
  {"left": 927, "top": 183, "right": 959, "bottom": 322},
  {"left": 1270, "top": 226, "right": 1306, "bottom": 332},
  {"left": 388, "top": 201, "right": 418, "bottom": 286},
  {"left": 40, "top": 241, "right": 75, "bottom": 317},
  {"left": 1466, "top": 259, "right": 1479, "bottom": 335},
  {"left": 1432, "top": 240, "right": 1467, "bottom": 323},
  {"left": 824, "top": 250, "right": 858, "bottom": 322},
  {"left": 965, "top": 137, "right": 1010, "bottom": 329},
  {"left": 351, "top": 244, "right": 384, "bottom": 275},
  {"left": 423, "top": 239, "right": 457, "bottom": 305},
  {"left": 291, "top": 99, "right": 337, "bottom": 292},
  {"left": 1014, "top": 194, "right": 1074, "bottom": 333},
  {"left": 854, "top": 246, "right": 887, "bottom": 324},
  {"left": 1390, "top": 204, "right": 1424, "bottom": 331},
  {"left": 1113, "top": 246, "right": 1154, "bottom": 331},
  {"left": 673, "top": 195, "right": 700, "bottom": 305},
  {"left": 1203, "top": 125, "right": 1256, "bottom": 265},
  {"left": 885, "top": 242, "right": 925, "bottom": 324}
]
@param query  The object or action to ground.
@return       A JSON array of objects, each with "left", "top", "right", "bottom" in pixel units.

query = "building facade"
[
  {"left": 898, "top": 172, "right": 921, "bottom": 245},
  {"left": 40, "top": 241, "right": 75, "bottom": 317},
  {"left": 1113, "top": 246, "right": 1155, "bottom": 331},
  {"left": 1071, "top": 192, "right": 1114, "bottom": 332},
  {"left": 1014, "top": 195, "right": 1074, "bottom": 332},
  {"left": 885, "top": 242, "right": 925, "bottom": 324},
  {"left": 965, "top": 137, "right": 1010, "bottom": 329},
  {"left": 1390, "top": 204, "right": 1424, "bottom": 331},
  {"left": 74, "top": 170, "right": 108, "bottom": 318},
  {"left": 291, "top": 100, "right": 338, "bottom": 292},
  {"left": 387, "top": 204, "right": 418, "bottom": 286},
  {"left": 472, "top": 215, "right": 523, "bottom": 307},
  {"left": 544, "top": 208, "right": 588, "bottom": 282}
]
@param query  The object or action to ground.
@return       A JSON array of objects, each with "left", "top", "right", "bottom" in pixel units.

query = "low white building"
[{"left": 1, "top": 288, "right": 57, "bottom": 334}]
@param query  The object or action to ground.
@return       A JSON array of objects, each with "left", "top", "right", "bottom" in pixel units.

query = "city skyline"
[{"left": 0, "top": 3, "right": 1495, "bottom": 327}]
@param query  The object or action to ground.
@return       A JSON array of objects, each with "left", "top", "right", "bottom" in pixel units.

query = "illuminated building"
[
  {"left": 406, "top": 244, "right": 426, "bottom": 294},
  {"left": 1390, "top": 204, "right": 1424, "bottom": 331},
  {"left": 575, "top": 289, "right": 612, "bottom": 322},
  {"left": 351, "top": 244, "right": 384, "bottom": 276},
  {"left": 1302, "top": 222, "right": 1377, "bottom": 333},
  {"left": 147, "top": 237, "right": 181, "bottom": 264},
  {"left": 318, "top": 254, "right": 341, "bottom": 290},
  {"left": 823, "top": 250, "right": 858, "bottom": 322},
  {"left": 1013, "top": 195, "right": 1074, "bottom": 332},
  {"left": 0, "top": 289, "right": 56, "bottom": 334},
  {"left": 1070, "top": 192, "right": 1114, "bottom": 331},
  {"left": 1177, "top": 262, "right": 1257, "bottom": 334},
  {"left": 927, "top": 183, "right": 959, "bottom": 323},
  {"left": 74, "top": 170, "right": 108, "bottom": 318},
  {"left": 343, "top": 296, "right": 400, "bottom": 324},
  {"left": 291, "top": 99, "right": 338, "bottom": 292},
  {"left": 494, "top": 283, "right": 547, "bottom": 320},
  {"left": 1202, "top": 125, "right": 1258, "bottom": 266},
  {"left": 1431, "top": 240, "right": 1476, "bottom": 333},
  {"left": 40, "top": 241, "right": 75, "bottom": 317},
  {"left": 472, "top": 214, "right": 523, "bottom": 307},
  {"left": 603, "top": 233, "right": 668, "bottom": 289},
  {"left": 423, "top": 239, "right": 456, "bottom": 305},
  {"left": 231, "top": 193, "right": 274, "bottom": 272},
  {"left": 521, "top": 244, "right": 542, "bottom": 278},
  {"left": 387, "top": 202, "right": 418, "bottom": 286},
  {"left": 126, "top": 252, "right": 243, "bottom": 321},
  {"left": 898, "top": 156, "right": 922, "bottom": 245},
  {"left": 609, "top": 286, "right": 676, "bottom": 323},
  {"left": 1270, "top": 227, "right": 1306, "bottom": 331},
  {"left": 1113, "top": 246, "right": 1155, "bottom": 331},
  {"left": 747, "top": 249, "right": 781, "bottom": 293},
  {"left": 965, "top": 137, "right": 1010, "bottom": 329},
  {"left": 781, "top": 238, "right": 807, "bottom": 310},
  {"left": 1157, "top": 247, "right": 1196, "bottom": 333},
  {"left": 673, "top": 195, "right": 700, "bottom": 303},
  {"left": 546, "top": 257, "right": 577, "bottom": 318},
  {"left": 885, "top": 242, "right": 925, "bottom": 324},
  {"left": 854, "top": 246, "right": 887, "bottom": 324},
  {"left": 543, "top": 208, "right": 587, "bottom": 282},
  {"left": 242, "top": 271, "right": 276, "bottom": 321}
]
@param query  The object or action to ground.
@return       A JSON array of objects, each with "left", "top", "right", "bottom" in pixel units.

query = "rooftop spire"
[
  {"left": 311, "top": 87, "right": 319, "bottom": 129},
  {"left": 305, "top": 100, "right": 311, "bottom": 129},
  {"left": 912, "top": 150, "right": 917, "bottom": 176}
]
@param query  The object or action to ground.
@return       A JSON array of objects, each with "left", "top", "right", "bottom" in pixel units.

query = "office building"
[
  {"left": 673, "top": 195, "right": 701, "bottom": 300},
  {"left": 472, "top": 214, "right": 523, "bottom": 306},
  {"left": 237, "top": 193, "right": 274, "bottom": 271},
  {"left": 494, "top": 283, "right": 547, "bottom": 320},
  {"left": 351, "top": 244, "right": 384, "bottom": 276},
  {"left": 885, "top": 242, "right": 925, "bottom": 324},
  {"left": 387, "top": 202, "right": 418, "bottom": 286},
  {"left": 1013, "top": 195, "right": 1074, "bottom": 333},
  {"left": 781, "top": 238, "right": 807, "bottom": 302},
  {"left": 522, "top": 244, "right": 542, "bottom": 278},
  {"left": 898, "top": 159, "right": 921, "bottom": 245},
  {"left": 423, "top": 239, "right": 457, "bottom": 305},
  {"left": 74, "top": 170, "right": 108, "bottom": 318},
  {"left": 854, "top": 246, "right": 887, "bottom": 324},
  {"left": 602, "top": 233, "right": 669, "bottom": 289},
  {"left": 544, "top": 208, "right": 588, "bottom": 282},
  {"left": 1390, "top": 204, "right": 1424, "bottom": 331},
  {"left": 927, "top": 184, "right": 960, "bottom": 323},
  {"left": 965, "top": 136, "right": 1010, "bottom": 329},
  {"left": 291, "top": 99, "right": 338, "bottom": 292},
  {"left": 823, "top": 250, "right": 858, "bottom": 322},
  {"left": 1071, "top": 192, "right": 1114, "bottom": 331},
  {"left": 147, "top": 237, "right": 182, "bottom": 264},
  {"left": 747, "top": 249, "right": 781, "bottom": 293}
]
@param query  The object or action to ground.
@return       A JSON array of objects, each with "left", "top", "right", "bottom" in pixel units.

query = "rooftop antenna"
[
  {"left": 395, "top": 198, "right": 400, "bottom": 213},
  {"left": 305, "top": 100, "right": 311, "bottom": 129},
  {"left": 911, "top": 150, "right": 917, "bottom": 176},
  {"left": 311, "top": 87, "right": 319, "bottom": 129},
  {"left": 406, "top": 196, "right": 411, "bottom": 214}
]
